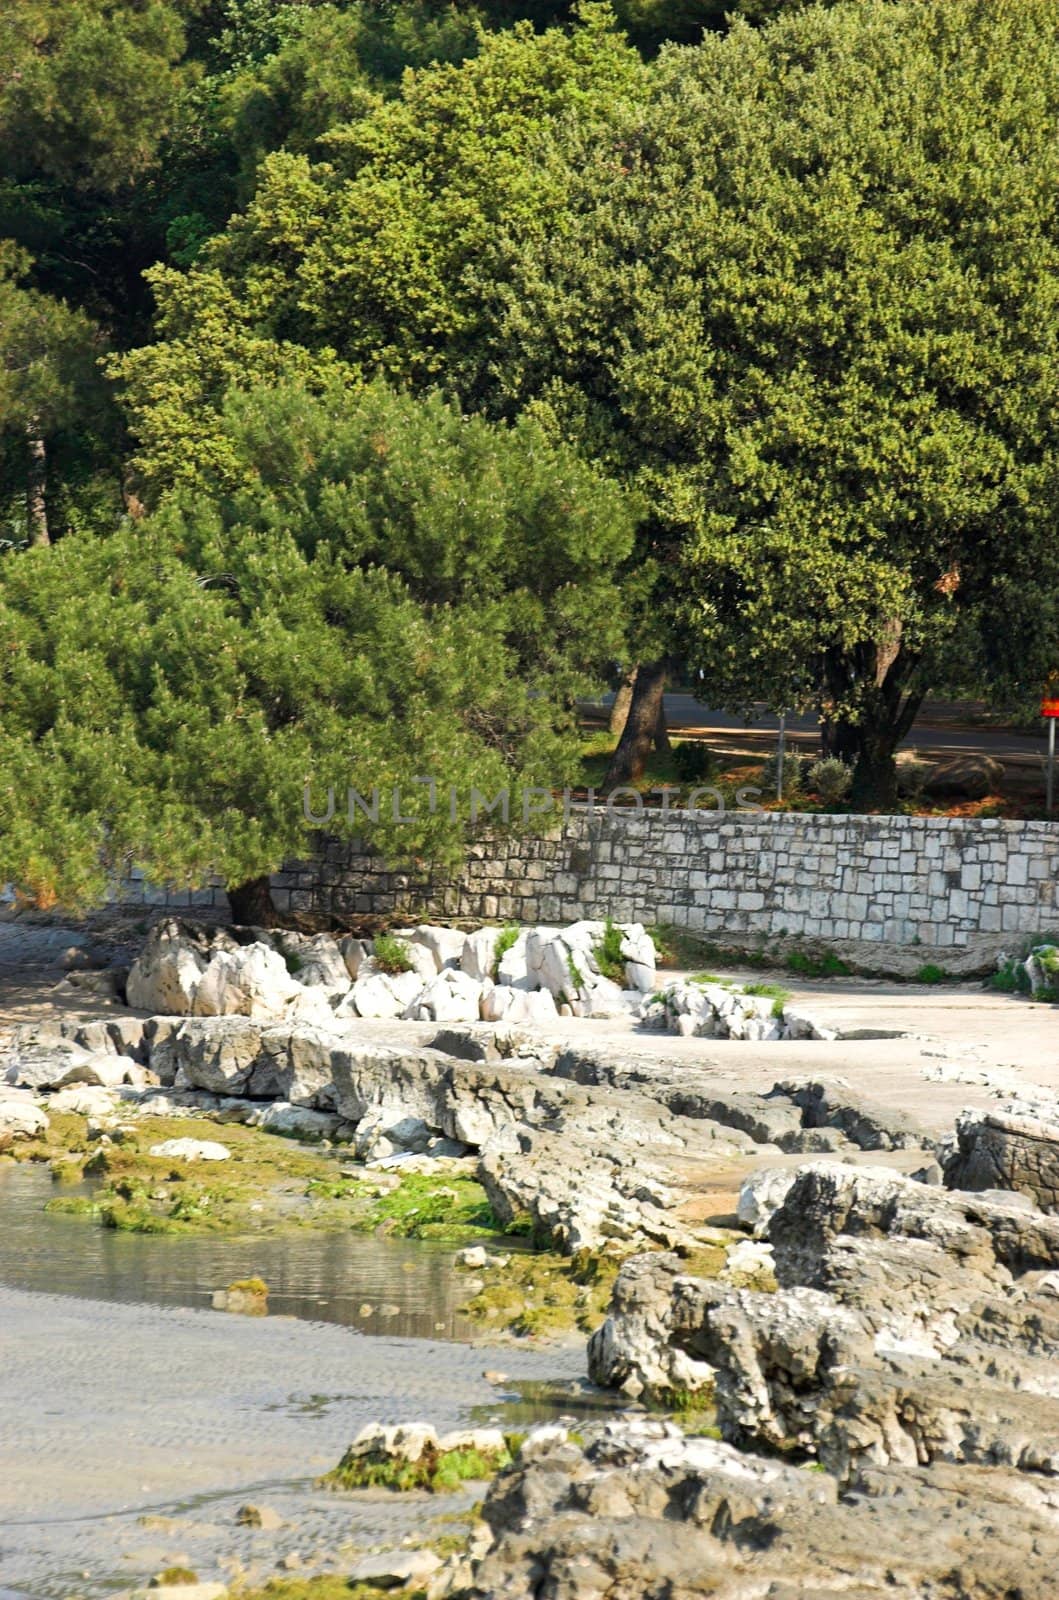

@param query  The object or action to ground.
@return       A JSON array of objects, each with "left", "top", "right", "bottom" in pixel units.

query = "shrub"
[
  {"left": 592, "top": 916, "right": 626, "bottom": 983},
  {"left": 808, "top": 756, "right": 853, "bottom": 806},
  {"left": 759, "top": 752, "right": 807, "bottom": 801},
  {"left": 491, "top": 923, "right": 520, "bottom": 978},
  {"left": 373, "top": 932, "right": 414, "bottom": 975},
  {"left": 672, "top": 741, "right": 719, "bottom": 783},
  {"left": 915, "top": 963, "right": 948, "bottom": 984}
]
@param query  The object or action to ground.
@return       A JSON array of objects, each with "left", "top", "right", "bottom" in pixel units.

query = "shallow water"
[{"left": 0, "top": 1164, "right": 485, "bottom": 1341}]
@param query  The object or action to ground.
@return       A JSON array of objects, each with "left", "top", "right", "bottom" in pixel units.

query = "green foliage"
[
  {"left": 592, "top": 916, "right": 626, "bottom": 983},
  {"left": 915, "top": 963, "right": 948, "bottom": 985},
  {"left": 566, "top": 952, "right": 586, "bottom": 992},
  {"left": 808, "top": 757, "right": 853, "bottom": 807},
  {"left": 326, "top": 1438, "right": 512, "bottom": 1492},
  {"left": 670, "top": 740, "right": 719, "bottom": 784},
  {"left": 0, "top": 378, "right": 634, "bottom": 905},
  {"left": 491, "top": 923, "right": 520, "bottom": 977},
  {"left": 114, "top": 11, "right": 647, "bottom": 498},
  {"left": 153, "top": 1569, "right": 199, "bottom": 1586},
  {"left": 372, "top": 933, "right": 415, "bottom": 975},
  {"left": 988, "top": 960, "right": 1029, "bottom": 996},
  {"left": 759, "top": 752, "right": 805, "bottom": 803},
  {"left": 0, "top": 0, "right": 191, "bottom": 192},
  {"left": 491, "top": 0, "right": 1059, "bottom": 800},
  {"left": 0, "top": 243, "right": 118, "bottom": 543},
  {"left": 743, "top": 981, "right": 791, "bottom": 1017},
  {"left": 784, "top": 949, "right": 852, "bottom": 980}
]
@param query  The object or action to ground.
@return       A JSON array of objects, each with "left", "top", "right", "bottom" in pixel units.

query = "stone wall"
[{"left": 254, "top": 810, "right": 1059, "bottom": 956}]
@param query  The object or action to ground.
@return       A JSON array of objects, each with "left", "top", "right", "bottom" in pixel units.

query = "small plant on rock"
[
  {"left": 491, "top": 923, "right": 520, "bottom": 978},
  {"left": 372, "top": 932, "right": 414, "bottom": 975},
  {"left": 592, "top": 916, "right": 626, "bottom": 984},
  {"left": 807, "top": 756, "right": 853, "bottom": 806}
]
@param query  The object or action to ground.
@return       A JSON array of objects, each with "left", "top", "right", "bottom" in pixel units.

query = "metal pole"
[
  {"left": 1048, "top": 718, "right": 1056, "bottom": 816},
  {"left": 776, "top": 712, "right": 787, "bottom": 802}
]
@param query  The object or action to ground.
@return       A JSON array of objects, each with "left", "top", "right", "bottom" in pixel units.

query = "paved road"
[{"left": 588, "top": 693, "right": 1047, "bottom": 765}]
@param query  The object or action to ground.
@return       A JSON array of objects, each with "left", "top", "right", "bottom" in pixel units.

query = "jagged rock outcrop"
[
  {"left": 945, "top": 1100, "right": 1059, "bottom": 1211},
  {"left": 330, "top": 1042, "right": 753, "bottom": 1251},
  {"left": 590, "top": 1161, "right": 1059, "bottom": 1508},
  {"left": 449, "top": 1417, "right": 1059, "bottom": 1600}
]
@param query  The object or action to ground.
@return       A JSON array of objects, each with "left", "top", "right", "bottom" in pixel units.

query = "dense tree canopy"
[
  {"left": 2, "top": 0, "right": 1059, "bottom": 907},
  {"left": 114, "top": 10, "right": 646, "bottom": 497},
  {"left": 0, "top": 380, "right": 636, "bottom": 906},
  {"left": 486, "top": 0, "right": 1059, "bottom": 799}
]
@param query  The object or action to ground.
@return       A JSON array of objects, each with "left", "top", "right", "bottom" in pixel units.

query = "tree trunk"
[
  {"left": 653, "top": 692, "right": 670, "bottom": 754},
  {"left": 26, "top": 427, "right": 49, "bottom": 547},
  {"left": 608, "top": 665, "right": 638, "bottom": 736},
  {"left": 604, "top": 658, "right": 668, "bottom": 788},
  {"left": 227, "top": 874, "right": 279, "bottom": 927},
  {"left": 820, "top": 633, "right": 923, "bottom": 809}
]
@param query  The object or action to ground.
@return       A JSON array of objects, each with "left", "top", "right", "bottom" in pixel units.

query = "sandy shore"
[{"left": 0, "top": 1284, "right": 583, "bottom": 1598}]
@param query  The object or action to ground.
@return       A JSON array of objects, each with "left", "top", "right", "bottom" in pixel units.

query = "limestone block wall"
[{"left": 260, "top": 811, "right": 1059, "bottom": 952}]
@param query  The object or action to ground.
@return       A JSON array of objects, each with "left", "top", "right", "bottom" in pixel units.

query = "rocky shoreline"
[{"left": 5, "top": 918, "right": 1059, "bottom": 1596}]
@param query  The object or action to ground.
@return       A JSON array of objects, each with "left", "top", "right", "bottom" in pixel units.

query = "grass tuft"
[
  {"left": 373, "top": 932, "right": 414, "bottom": 975},
  {"left": 491, "top": 923, "right": 520, "bottom": 978},
  {"left": 592, "top": 916, "right": 626, "bottom": 984}
]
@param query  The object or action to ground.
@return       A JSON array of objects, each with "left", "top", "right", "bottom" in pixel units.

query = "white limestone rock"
[
  {"left": 0, "top": 1093, "right": 48, "bottom": 1142},
  {"left": 407, "top": 925, "right": 468, "bottom": 972},
  {"left": 496, "top": 930, "right": 533, "bottom": 990},
  {"left": 462, "top": 927, "right": 502, "bottom": 983},
  {"left": 126, "top": 924, "right": 208, "bottom": 1013},
  {"left": 149, "top": 1137, "right": 231, "bottom": 1161},
  {"left": 347, "top": 969, "right": 423, "bottom": 1019},
  {"left": 192, "top": 943, "right": 302, "bottom": 1020}
]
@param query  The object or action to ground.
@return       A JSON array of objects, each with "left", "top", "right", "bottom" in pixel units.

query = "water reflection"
[{"left": 0, "top": 1164, "right": 482, "bottom": 1341}]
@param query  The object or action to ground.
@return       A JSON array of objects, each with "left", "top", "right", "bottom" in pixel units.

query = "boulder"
[
  {"left": 350, "top": 1551, "right": 442, "bottom": 1587},
  {"left": 192, "top": 943, "right": 302, "bottom": 1019},
  {"left": 166, "top": 1017, "right": 265, "bottom": 1096},
  {"left": 253, "top": 1023, "right": 341, "bottom": 1106},
  {"left": 252, "top": 1102, "right": 341, "bottom": 1141},
  {"left": 126, "top": 921, "right": 211, "bottom": 1013},
  {"left": 587, "top": 1253, "right": 716, "bottom": 1398},
  {"left": 346, "top": 969, "right": 423, "bottom": 1019},
  {"left": 496, "top": 931, "right": 532, "bottom": 990},
  {"left": 737, "top": 1167, "right": 799, "bottom": 1235},
  {"left": 921, "top": 752, "right": 1004, "bottom": 800},
  {"left": 4, "top": 1033, "right": 89, "bottom": 1089},
  {"left": 149, "top": 1137, "right": 231, "bottom": 1162},
  {"left": 459, "top": 1417, "right": 1059, "bottom": 1600},
  {"left": 409, "top": 968, "right": 485, "bottom": 1023},
  {"left": 945, "top": 1100, "right": 1059, "bottom": 1210},
  {"left": 48, "top": 1084, "right": 120, "bottom": 1117},
  {"left": 481, "top": 985, "right": 558, "bottom": 1024},
  {"left": 461, "top": 927, "right": 501, "bottom": 983},
  {"left": 407, "top": 925, "right": 467, "bottom": 971},
  {"left": 283, "top": 932, "right": 349, "bottom": 989},
  {"left": 0, "top": 1093, "right": 48, "bottom": 1143},
  {"left": 339, "top": 935, "right": 370, "bottom": 979}
]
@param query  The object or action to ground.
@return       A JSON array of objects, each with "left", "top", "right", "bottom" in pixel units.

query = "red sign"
[{"left": 1043, "top": 698, "right": 1059, "bottom": 718}]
